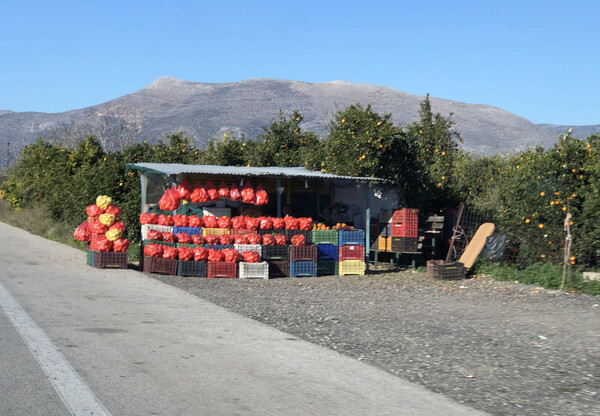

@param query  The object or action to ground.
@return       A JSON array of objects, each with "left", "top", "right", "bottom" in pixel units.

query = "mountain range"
[{"left": 1, "top": 77, "right": 598, "bottom": 166}]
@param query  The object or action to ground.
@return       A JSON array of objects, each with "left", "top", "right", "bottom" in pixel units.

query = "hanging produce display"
[
  {"left": 134, "top": 174, "right": 369, "bottom": 279},
  {"left": 204, "top": 180, "right": 219, "bottom": 201},
  {"left": 229, "top": 182, "right": 241, "bottom": 201},
  {"left": 241, "top": 181, "right": 255, "bottom": 204},
  {"left": 176, "top": 177, "right": 192, "bottom": 200},
  {"left": 190, "top": 181, "right": 208, "bottom": 203},
  {"left": 76, "top": 195, "right": 129, "bottom": 269},
  {"left": 158, "top": 186, "right": 181, "bottom": 211},
  {"left": 255, "top": 184, "right": 268, "bottom": 206}
]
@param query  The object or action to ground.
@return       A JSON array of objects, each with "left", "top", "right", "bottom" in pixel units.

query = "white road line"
[{"left": 0, "top": 281, "right": 111, "bottom": 416}]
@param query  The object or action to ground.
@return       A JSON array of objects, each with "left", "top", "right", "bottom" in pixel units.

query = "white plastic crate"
[
  {"left": 141, "top": 224, "right": 174, "bottom": 240},
  {"left": 239, "top": 261, "right": 269, "bottom": 279},
  {"left": 233, "top": 244, "right": 262, "bottom": 257},
  {"left": 202, "top": 207, "right": 231, "bottom": 218}
]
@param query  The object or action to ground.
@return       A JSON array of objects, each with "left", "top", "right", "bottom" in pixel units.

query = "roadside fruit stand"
[{"left": 124, "top": 163, "right": 394, "bottom": 278}]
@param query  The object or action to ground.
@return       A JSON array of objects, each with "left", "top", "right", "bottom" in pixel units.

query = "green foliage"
[
  {"left": 250, "top": 110, "right": 324, "bottom": 168},
  {"left": 2, "top": 100, "right": 600, "bottom": 283},
  {"left": 457, "top": 133, "right": 600, "bottom": 269},
  {"left": 0, "top": 132, "right": 196, "bottom": 244},
  {"left": 473, "top": 259, "right": 600, "bottom": 296},
  {"left": 322, "top": 103, "right": 419, "bottom": 200},
  {"left": 199, "top": 133, "right": 254, "bottom": 166},
  {"left": 405, "top": 94, "right": 462, "bottom": 211}
]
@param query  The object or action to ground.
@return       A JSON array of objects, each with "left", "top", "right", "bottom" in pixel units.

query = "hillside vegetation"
[{"left": 1, "top": 97, "right": 599, "bottom": 292}]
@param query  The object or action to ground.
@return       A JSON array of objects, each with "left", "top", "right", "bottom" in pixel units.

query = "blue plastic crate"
[
  {"left": 173, "top": 226, "right": 203, "bottom": 236},
  {"left": 317, "top": 244, "right": 339, "bottom": 260},
  {"left": 290, "top": 261, "right": 317, "bottom": 277},
  {"left": 338, "top": 230, "right": 365, "bottom": 246}
]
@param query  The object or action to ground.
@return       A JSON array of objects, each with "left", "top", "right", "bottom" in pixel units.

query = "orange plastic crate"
[
  {"left": 377, "top": 236, "right": 391, "bottom": 251},
  {"left": 202, "top": 228, "right": 231, "bottom": 236}
]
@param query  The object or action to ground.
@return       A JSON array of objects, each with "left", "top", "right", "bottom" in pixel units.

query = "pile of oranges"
[
  {"left": 312, "top": 222, "right": 355, "bottom": 231},
  {"left": 313, "top": 222, "right": 331, "bottom": 230}
]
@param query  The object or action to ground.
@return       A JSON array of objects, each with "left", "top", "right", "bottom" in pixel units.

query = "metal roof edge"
[{"left": 124, "top": 163, "right": 390, "bottom": 183}]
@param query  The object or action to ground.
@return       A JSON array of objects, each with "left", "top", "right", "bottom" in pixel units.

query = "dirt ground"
[{"left": 151, "top": 268, "right": 600, "bottom": 416}]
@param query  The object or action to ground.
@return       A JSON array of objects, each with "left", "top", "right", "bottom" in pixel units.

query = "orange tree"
[
  {"left": 564, "top": 133, "right": 600, "bottom": 267},
  {"left": 248, "top": 110, "right": 323, "bottom": 169},
  {"left": 450, "top": 134, "right": 600, "bottom": 269},
  {"left": 321, "top": 103, "right": 419, "bottom": 203},
  {"left": 405, "top": 95, "right": 462, "bottom": 212},
  {"left": 0, "top": 132, "right": 202, "bottom": 243},
  {"left": 199, "top": 133, "right": 255, "bottom": 167},
  {"left": 451, "top": 152, "right": 508, "bottom": 210},
  {"left": 1, "top": 136, "right": 103, "bottom": 220}
]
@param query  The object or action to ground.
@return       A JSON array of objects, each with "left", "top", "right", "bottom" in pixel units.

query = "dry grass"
[
  {"left": 0, "top": 200, "right": 86, "bottom": 249},
  {"left": 0, "top": 200, "right": 139, "bottom": 262}
]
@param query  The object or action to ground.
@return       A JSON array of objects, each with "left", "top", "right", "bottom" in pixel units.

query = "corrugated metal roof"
[{"left": 125, "top": 163, "right": 387, "bottom": 182}]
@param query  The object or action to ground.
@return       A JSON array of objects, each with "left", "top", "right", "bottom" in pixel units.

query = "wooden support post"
[
  {"left": 561, "top": 206, "right": 573, "bottom": 291},
  {"left": 140, "top": 174, "right": 148, "bottom": 213}
]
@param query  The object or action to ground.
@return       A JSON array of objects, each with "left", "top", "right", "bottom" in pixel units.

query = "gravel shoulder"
[{"left": 150, "top": 268, "right": 600, "bottom": 416}]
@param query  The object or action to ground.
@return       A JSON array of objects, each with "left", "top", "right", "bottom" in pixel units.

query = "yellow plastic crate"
[
  {"left": 202, "top": 228, "right": 231, "bottom": 236},
  {"left": 377, "top": 236, "right": 391, "bottom": 251},
  {"left": 339, "top": 260, "right": 366, "bottom": 276}
]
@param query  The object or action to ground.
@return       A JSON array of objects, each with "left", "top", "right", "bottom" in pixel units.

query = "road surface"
[{"left": 0, "top": 222, "right": 485, "bottom": 415}]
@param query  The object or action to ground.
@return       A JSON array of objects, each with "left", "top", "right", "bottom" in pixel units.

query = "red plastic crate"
[
  {"left": 338, "top": 245, "right": 366, "bottom": 261},
  {"left": 143, "top": 256, "right": 177, "bottom": 275},
  {"left": 289, "top": 245, "right": 317, "bottom": 262},
  {"left": 392, "top": 208, "right": 419, "bottom": 224},
  {"left": 92, "top": 251, "right": 128, "bottom": 269},
  {"left": 207, "top": 262, "right": 237, "bottom": 278},
  {"left": 391, "top": 223, "right": 418, "bottom": 238}
]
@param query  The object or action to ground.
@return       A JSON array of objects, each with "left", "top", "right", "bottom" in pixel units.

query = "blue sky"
[{"left": 1, "top": 0, "right": 598, "bottom": 125}]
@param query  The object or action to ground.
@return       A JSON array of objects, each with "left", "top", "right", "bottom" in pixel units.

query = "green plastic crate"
[
  {"left": 317, "top": 259, "right": 338, "bottom": 276},
  {"left": 311, "top": 230, "right": 339, "bottom": 245}
]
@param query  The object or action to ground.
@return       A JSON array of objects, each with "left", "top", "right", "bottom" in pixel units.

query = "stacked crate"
[
  {"left": 239, "top": 261, "right": 269, "bottom": 279},
  {"left": 316, "top": 244, "right": 338, "bottom": 276},
  {"left": 338, "top": 230, "right": 366, "bottom": 275},
  {"left": 313, "top": 230, "right": 339, "bottom": 276},
  {"left": 89, "top": 251, "right": 128, "bottom": 269},
  {"left": 289, "top": 245, "right": 317, "bottom": 277},
  {"left": 173, "top": 225, "right": 204, "bottom": 276},
  {"left": 177, "top": 260, "right": 207, "bottom": 277},
  {"left": 261, "top": 244, "right": 290, "bottom": 278},
  {"left": 391, "top": 208, "right": 419, "bottom": 252},
  {"left": 207, "top": 262, "right": 237, "bottom": 278},
  {"left": 141, "top": 223, "right": 176, "bottom": 274},
  {"left": 376, "top": 223, "right": 392, "bottom": 251}
]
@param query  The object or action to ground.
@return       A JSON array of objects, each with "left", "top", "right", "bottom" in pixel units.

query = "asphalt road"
[{"left": 0, "top": 222, "right": 486, "bottom": 416}]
